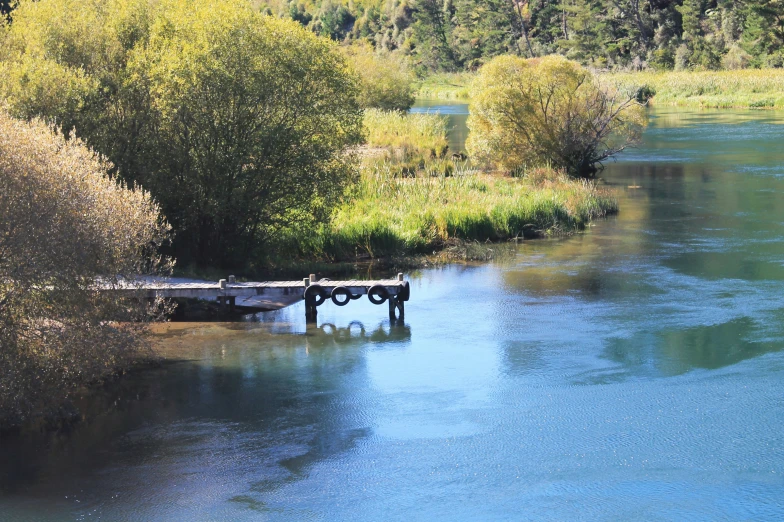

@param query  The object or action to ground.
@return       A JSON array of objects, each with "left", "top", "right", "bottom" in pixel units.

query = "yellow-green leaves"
[
  {"left": 467, "top": 54, "right": 647, "bottom": 176},
  {"left": 0, "top": 0, "right": 364, "bottom": 267},
  {"left": 342, "top": 43, "right": 416, "bottom": 111}
]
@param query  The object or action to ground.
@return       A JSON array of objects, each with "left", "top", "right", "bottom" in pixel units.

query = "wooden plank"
[{"left": 101, "top": 279, "right": 406, "bottom": 300}]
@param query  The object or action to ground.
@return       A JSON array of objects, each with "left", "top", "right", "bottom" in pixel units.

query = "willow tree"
[
  {"left": 466, "top": 55, "right": 646, "bottom": 177},
  {"left": 0, "top": 111, "right": 171, "bottom": 428},
  {"left": 0, "top": 0, "right": 364, "bottom": 267}
]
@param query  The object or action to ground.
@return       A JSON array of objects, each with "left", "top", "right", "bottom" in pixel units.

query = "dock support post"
[
  {"left": 304, "top": 277, "right": 317, "bottom": 323},
  {"left": 229, "top": 296, "right": 236, "bottom": 313},
  {"left": 388, "top": 295, "right": 404, "bottom": 321},
  {"left": 305, "top": 302, "right": 317, "bottom": 323}
]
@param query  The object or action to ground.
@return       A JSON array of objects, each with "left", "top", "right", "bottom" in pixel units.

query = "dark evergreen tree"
[
  {"left": 260, "top": 0, "right": 784, "bottom": 70},
  {"left": 411, "top": 0, "right": 459, "bottom": 69}
]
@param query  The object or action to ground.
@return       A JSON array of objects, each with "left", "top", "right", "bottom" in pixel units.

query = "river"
[{"left": 2, "top": 106, "right": 784, "bottom": 520}]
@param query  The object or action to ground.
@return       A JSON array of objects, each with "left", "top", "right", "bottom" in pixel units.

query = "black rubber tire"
[
  {"left": 331, "top": 286, "right": 351, "bottom": 307},
  {"left": 399, "top": 281, "right": 410, "bottom": 302},
  {"left": 367, "top": 284, "right": 389, "bottom": 305},
  {"left": 304, "top": 284, "right": 327, "bottom": 306}
]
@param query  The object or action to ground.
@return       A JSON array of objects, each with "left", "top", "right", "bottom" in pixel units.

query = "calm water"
[{"left": 3, "top": 108, "right": 784, "bottom": 520}]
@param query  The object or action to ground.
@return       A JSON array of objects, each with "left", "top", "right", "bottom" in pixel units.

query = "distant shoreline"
[{"left": 417, "top": 69, "right": 784, "bottom": 110}]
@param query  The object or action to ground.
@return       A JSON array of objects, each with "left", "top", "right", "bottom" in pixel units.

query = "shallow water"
[{"left": 3, "top": 108, "right": 784, "bottom": 520}]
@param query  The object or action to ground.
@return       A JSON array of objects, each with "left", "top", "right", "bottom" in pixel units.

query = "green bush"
[
  {"left": 466, "top": 55, "right": 646, "bottom": 177},
  {"left": 342, "top": 43, "right": 416, "bottom": 111},
  {"left": 0, "top": 0, "right": 363, "bottom": 268}
]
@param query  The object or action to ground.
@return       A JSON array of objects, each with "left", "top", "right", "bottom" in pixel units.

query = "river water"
[{"left": 2, "top": 107, "right": 784, "bottom": 520}]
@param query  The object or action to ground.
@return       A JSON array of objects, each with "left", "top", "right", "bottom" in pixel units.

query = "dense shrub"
[
  {"left": 466, "top": 55, "right": 646, "bottom": 177},
  {"left": 722, "top": 45, "right": 754, "bottom": 70},
  {"left": 0, "top": 0, "right": 363, "bottom": 268},
  {"left": 0, "top": 111, "right": 171, "bottom": 428},
  {"left": 342, "top": 43, "right": 416, "bottom": 111}
]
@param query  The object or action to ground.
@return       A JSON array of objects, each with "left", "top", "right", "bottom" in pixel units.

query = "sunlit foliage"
[
  {"left": 363, "top": 109, "right": 447, "bottom": 157},
  {"left": 607, "top": 69, "right": 784, "bottom": 109},
  {"left": 259, "top": 0, "right": 784, "bottom": 71},
  {"left": 0, "top": 111, "right": 171, "bottom": 428},
  {"left": 467, "top": 55, "right": 646, "bottom": 177},
  {"left": 273, "top": 162, "right": 617, "bottom": 261},
  {"left": 342, "top": 43, "right": 415, "bottom": 110},
  {"left": 0, "top": 0, "right": 363, "bottom": 268}
]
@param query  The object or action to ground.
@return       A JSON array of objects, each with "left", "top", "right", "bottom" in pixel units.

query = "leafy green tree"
[
  {"left": 558, "top": 0, "right": 612, "bottom": 65},
  {"left": 610, "top": 0, "right": 653, "bottom": 53},
  {"left": 450, "top": 0, "right": 521, "bottom": 65},
  {"left": 314, "top": 1, "right": 356, "bottom": 39},
  {"left": 1, "top": 0, "right": 363, "bottom": 268},
  {"left": 676, "top": 0, "right": 721, "bottom": 69},
  {"left": 466, "top": 55, "right": 646, "bottom": 176}
]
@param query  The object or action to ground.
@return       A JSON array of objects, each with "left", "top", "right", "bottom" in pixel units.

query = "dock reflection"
[{"left": 307, "top": 320, "right": 411, "bottom": 348}]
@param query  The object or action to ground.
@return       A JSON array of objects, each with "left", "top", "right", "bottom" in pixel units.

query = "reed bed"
[
  {"left": 416, "top": 72, "right": 474, "bottom": 100},
  {"left": 363, "top": 108, "right": 449, "bottom": 158},
  {"left": 268, "top": 106, "right": 619, "bottom": 265},
  {"left": 606, "top": 69, "right": 784, "bottom": 109},
  {"left": 276, "top": 164, "right": 618, "bottom": 261}
]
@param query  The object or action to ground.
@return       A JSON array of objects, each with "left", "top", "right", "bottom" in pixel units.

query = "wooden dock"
[{"left": 110, "top": 274, "right": 410, "bottom": 321}]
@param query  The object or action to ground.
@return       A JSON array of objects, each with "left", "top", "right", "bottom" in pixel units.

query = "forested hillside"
[{"left": 256, "top": 0, "right": 784, "bottom": 71}]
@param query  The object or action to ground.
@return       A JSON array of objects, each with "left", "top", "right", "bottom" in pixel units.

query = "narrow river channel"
[{"left": 2, "top": 106, "right": 784, "bottom": 520}]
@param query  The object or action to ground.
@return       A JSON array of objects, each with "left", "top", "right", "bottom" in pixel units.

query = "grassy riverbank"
[
  {"left": 417, "top": 68, "right": 784, "bottom": 109},
  {"left": 607, "top": 69, "right": 784, "bottom": 109},
  {"left": 416, "top": 72, "right": 473, "bottom": 100},
  {"left": 268, "top": 161, "right": 618, "bottom": 265},
  {"left": 256, "top": 109, "right": 620, "bottom": 268}
]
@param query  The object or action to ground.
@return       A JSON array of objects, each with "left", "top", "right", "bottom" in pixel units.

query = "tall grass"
[
  {"left": 606, "top": 69, "right": 784, "bottom": 109},
  {"left": 266, "top": 105, "right": 619, "bottom": 266},
  {"left": 416, "top": 72, "right": 474, "bottom": 100},
  {"left": 273, "top": 164, "right": 618, "bottom": 262},
  {"left": 363, "top": 108, "right": 449, "bottom": 158}
]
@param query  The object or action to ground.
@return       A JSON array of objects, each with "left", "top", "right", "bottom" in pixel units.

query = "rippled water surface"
[{"left": 3, "top": 108, "right": 784, "bottom": 520}]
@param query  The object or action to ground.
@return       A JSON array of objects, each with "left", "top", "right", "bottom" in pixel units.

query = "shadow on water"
[{"left": 0, "top": 320, "right": 411, "bottom": 504}]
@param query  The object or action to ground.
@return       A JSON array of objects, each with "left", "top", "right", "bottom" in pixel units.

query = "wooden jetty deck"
[{"left": 110, "top": 274, "right": 410, "bottom": 321}]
